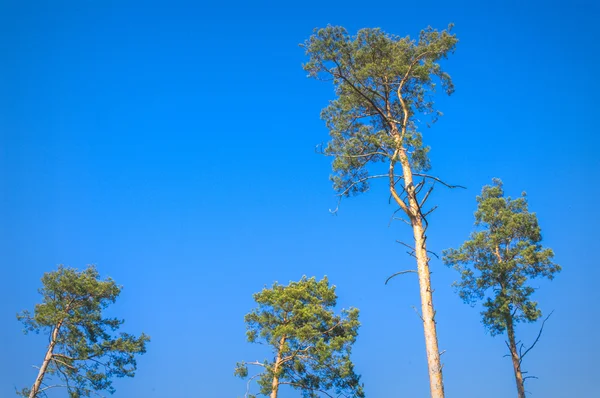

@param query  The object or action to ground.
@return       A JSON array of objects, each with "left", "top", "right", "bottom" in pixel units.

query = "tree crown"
[
  {"left": 235, "top": 276, "right": 363, "bottom": 398},
  {"left": 443, "top": 179, "right": 561, "bottom": 335},
  {"left": 302, "top": 25, "right": 457, "bottom": 197}
]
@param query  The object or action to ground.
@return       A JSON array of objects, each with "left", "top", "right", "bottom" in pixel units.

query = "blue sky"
[{"left": 1, "top": 0, "right": 598, "bottom": 397}]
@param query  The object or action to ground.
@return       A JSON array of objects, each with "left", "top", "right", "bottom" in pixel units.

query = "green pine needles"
[
  {"left": 17, "top": 266, "right": 150, "bottom": 398},
  {"left": 443, "top": 179, "right": 560, "bottom": 333},
  {"left": 302, "top": 25, "right": 457, "bottom": 198},
  {"left": 235, "top": 276, "right": 364, "bottom": 398},
  {"left": 443, "top": 179, "right": 560, "bottom": 398}
]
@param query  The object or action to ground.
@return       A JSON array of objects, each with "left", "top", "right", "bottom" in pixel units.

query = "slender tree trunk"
[
  {"left": 396, "top": 149, "right": 445, "bottom": 398},
  {"left": 270, "top": 334, "right": 286, "bottom": 398},
  {"left": 494, "top": 248, "right": 525, "bottom": 398},
  {"left": 387, "top": 83, "right": 444, "bottom": 398},
  {"left": 506, "top": 315, "right": 526, "bottom": 398},
  {"left": 412, "top": 220, "right": 444, "bottom": 398},
  {"left": 29, "top": 320, "right": 63, "bottom": 398}
]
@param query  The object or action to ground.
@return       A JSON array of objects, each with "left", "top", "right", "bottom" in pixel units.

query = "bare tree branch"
[
  {"left": 420, "top": 185, "right": 434, "bottom": 207},
  {"left": 519, "top": 310, "right": 554, "bottom": 365},
  {"left": 412, "top": 306, "right": 424, "bottom": 322},
  {"left": 414, "top": 179, "right": 427, "bottom": 196},
  {"left": 427, "top": 250, "right": 440, "bottom": 259},
  {"left": 385, "top": 270, "right": 418, "bottom": 285},
  {"left": 246, "top": 360, "right": 267, "bottom": 368},
  {"left": 422, "top": 205, "right": 439, "bottom": 218},
  {"left": 244, "top": 373, "right": 262, "bottom": 398},
  {"left": 338, "top": 174, "right": 389, "bottom": 197},
  {"left": 412, "top": 173, "right": 466, "bottom": 189},
  {"left": 51, "top": 357, "right": 76, "bottom": 372},
  {"left": 330, "top": 174, "right": 389, "bottom": 214},
  {"left": 37, "top": 384, "right": 69, "bottom": 393},
  {"left": 388, "top": 208, "right": 407, "bottom": 227},
  {"left": 396, "top": 241, "right": 413, "bottom": 249}
]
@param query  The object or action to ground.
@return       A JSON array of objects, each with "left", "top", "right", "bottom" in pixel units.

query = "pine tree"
[
  {"left": 235, "top": 276, "right": 363, "bottom": 398},
  {"left": 17, "top": 265, "right": 150, "bottom": 398},
  {"left": 302, "top": 24, "right": 458, "bottom": 398},
  {"left": 443, "top": 179, "right": 560, "bottom": 398}
]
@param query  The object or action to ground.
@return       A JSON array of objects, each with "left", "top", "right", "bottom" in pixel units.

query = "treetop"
[
  {"left": 443, "top": 179, "right": 561, "bottom": 335},
  {"left": 302, "top": 24, "right": 458, "bottom": 198}
]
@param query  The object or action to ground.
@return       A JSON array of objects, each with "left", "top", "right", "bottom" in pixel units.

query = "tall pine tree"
[
  {"left": 302, "top": 25, "right": 458, "bottom": 398},
  {"left": 443, "top": 179, "right": 560, "bottom": 398}
]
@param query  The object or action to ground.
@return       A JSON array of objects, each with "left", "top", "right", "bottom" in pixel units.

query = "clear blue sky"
[{"left": 1, "top": 0, "right": 598, "bottom": 397}]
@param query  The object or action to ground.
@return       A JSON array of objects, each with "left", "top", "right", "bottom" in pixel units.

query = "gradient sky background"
[{"left": 1, "top": 0, "right": 598, "bottom": 397}]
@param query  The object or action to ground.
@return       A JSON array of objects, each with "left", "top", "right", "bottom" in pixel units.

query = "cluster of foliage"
[
  {"left": 443, "top": 179, "right": 560, "bottom": 334},
  {"left": 301, "top": 25, "right": 457, "bottom": 198},
  {"left": 235, "top": 277, "right": 363, "bottom": 398}
]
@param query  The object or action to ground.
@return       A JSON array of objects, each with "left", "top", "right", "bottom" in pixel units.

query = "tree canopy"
[
  {"left": 235, "top": 276, "right": 363, "bottom": 398},
  {"left": 302, "top": 24, "right": 457, "bottom": 199},
  {"left": 17, "top": 265, "right": 150, "bottom": 398},
  {"left": 443, "top": 179, "right": 560, "bottom": 334}
]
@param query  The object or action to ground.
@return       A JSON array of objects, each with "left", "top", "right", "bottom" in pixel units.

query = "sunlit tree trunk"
[
  {"left": 413, "top": 221, "right": 444, "bottom": 397},
  {"left": 387, "top": 86, "right": 444, "bottom": 397},
  {"left": 29, "top": 320, "right": 63, "bottom": 398},
  {"left": 270, "top": 335, "right": 286, "bottom": 398},
  {"left": 396, "top": 149, "right": 444, "bottom": 398}
]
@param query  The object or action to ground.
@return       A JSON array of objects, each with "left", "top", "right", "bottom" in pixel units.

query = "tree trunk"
[
  {"left": 396, "top": 149, "right": 445, "bottom": 398},
  {"left": 270, "top": 334, "right": 286, "bottom": 398},
  {"left": 29, "top": 320, "right": 62, "bottom": 398},
  {"left": 412, "top": 220, "right": 444, "bottom": 398},
  {"left": 506, "top": 315, "right": 526, "bottom": 398}
]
